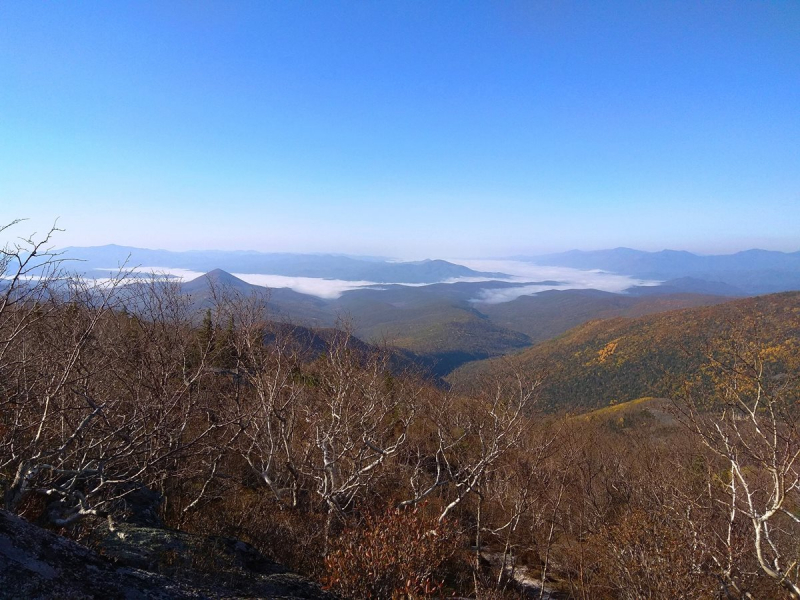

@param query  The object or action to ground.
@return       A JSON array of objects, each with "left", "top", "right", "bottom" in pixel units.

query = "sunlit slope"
[
  {"left": 570, "top": 396, "right": 680, "bottom": 432},
  {"left": 476, "top": 288, "right": 731, "bottom": 343},
  {"left": 449, "top": 292, "right": 800, "bottom": 412}
]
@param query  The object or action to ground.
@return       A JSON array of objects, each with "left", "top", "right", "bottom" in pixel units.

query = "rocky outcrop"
[{"left": 0, "top": 509, "right": 332, "bottom": 599}]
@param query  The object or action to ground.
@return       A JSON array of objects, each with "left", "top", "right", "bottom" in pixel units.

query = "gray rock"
[{"left": 0, "top": 510, "right": 333, "bottom": 599}]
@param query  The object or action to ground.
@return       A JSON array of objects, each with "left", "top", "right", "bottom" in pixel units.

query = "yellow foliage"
[{"left": 597, "top": 339, "right": 621, "bottom": 363}]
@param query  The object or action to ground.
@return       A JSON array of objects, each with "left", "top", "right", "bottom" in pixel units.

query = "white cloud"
[
  {"left": 95, "top": 266, "right": 206, "bottom": 280},
  {"left": 445, "top": 259, "right": 660, "bottom": 304},
  {"left": 231, "top": 274, "right": 380, "bottom": 300}
]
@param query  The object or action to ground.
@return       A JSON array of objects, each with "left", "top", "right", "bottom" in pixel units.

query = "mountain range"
[
  {"left": 60, "top": 245, "right": 800, "bottom": 296},
  {"left": 523, "top": 247, "right": 800, "bottom": 295},
  {"left": 60, "top": 245, "right": 505, "bottom": 283}
]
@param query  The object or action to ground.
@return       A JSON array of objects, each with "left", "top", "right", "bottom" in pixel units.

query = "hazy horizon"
[{"left": 53, "top": 239, "right": 800, "bottom": 262}]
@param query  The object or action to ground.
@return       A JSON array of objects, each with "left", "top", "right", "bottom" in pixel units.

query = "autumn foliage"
[{"left": 324, "top": 505, "right": 462, "bottom": 598}]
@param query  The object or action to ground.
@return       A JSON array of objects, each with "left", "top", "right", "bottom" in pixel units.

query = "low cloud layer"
[
  {"left": 96, "top": 266, "right": 206, "bottom": 281},
  {"left": 447, "top": 260, "right": 660, "bottom": 304},
  {"left": 231, "top": 273, "right": 380, "bottom": 300},
  {"left": 97, "top": 261, "right": 660, "bottom": 303}
]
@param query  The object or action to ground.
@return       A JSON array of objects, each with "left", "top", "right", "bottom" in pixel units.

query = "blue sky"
[{"left": 1, "top": 1, "right": 798, "bottom": 258}]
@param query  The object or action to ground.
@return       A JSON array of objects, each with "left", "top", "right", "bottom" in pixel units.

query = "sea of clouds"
[
  {"left": 447, "top": 260, "right": 660, "bottom": 303},
  {"left": 96, "top": 267, "right": 381, "bottom": 300},
  {"left": 93, "top": 261, "right": 660, "bottom": 304}
]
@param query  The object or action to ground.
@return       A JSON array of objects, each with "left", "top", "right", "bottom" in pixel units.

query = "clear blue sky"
[{"left": 1, "top": 1, "right": 798, "bottom": 257}]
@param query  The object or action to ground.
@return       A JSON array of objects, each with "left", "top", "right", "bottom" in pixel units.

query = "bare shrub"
[{"left": 324, "top": 505, "right": 463, "bottom": 599}]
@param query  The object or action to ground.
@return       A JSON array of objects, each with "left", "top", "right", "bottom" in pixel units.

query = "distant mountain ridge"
[
  {"left": 524, "top": 247, "right": 800, "bottom": 294},
  {"left": 527, "top": 247, "right": 800, "bottom": 273},
  {"left": 59, "top": 245, "right": 507, "bottom": 284}
]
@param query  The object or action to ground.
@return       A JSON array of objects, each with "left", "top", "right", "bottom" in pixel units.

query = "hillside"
[
  {"left": 569, "top": 396, "right": 679, "bottom": 431},
  {"left": 6, "top": 230, "right": 800, "bottom": 598},
  {"left": 449, "top": 291, "right": 800, "bottom": 412},
  {"left": 181, "top": 276, "right": 438, "bottom": 376},
  {"left": 475, "top": 288, "right": 731, "bottom": 344},
  {"left": 368, "top": 303, "right": 532, "bottom": 377},
  {"left": 181, "top": 270, "right": 334, "bottom": 326}
]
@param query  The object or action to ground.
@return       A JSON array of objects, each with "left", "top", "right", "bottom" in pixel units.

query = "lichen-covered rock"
[
  {"left": 0, "top": 510, "right": 199, "bottom": 599},
  {"left": 92, "top": 522, "right": 331, "bottom": 599},
  {"left": 0, "top": 510, "right": 332, "bottom": 599}
]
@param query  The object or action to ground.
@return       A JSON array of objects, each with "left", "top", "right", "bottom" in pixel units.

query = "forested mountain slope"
[
  {"left": 449, "top": 291, "right": 800, "bottom": 412},
  {"left": 475, "top": 288, "right": 731, "bottom": 344}
]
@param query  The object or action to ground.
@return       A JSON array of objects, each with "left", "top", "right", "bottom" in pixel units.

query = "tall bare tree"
[{"left": 682, "top": 323, "right": 800, "bottom": 597}]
